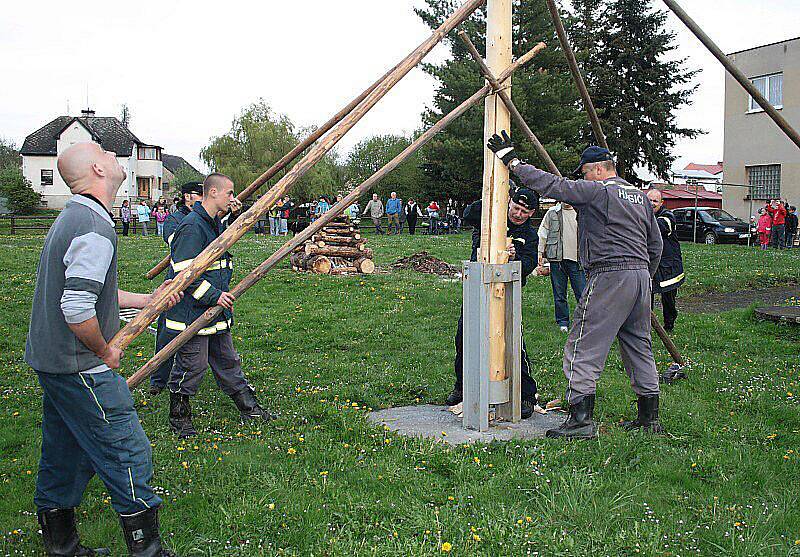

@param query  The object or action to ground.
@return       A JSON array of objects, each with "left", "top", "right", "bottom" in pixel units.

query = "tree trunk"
[{"left": 305, "top": 244, "right": 373, "bottom": 258}]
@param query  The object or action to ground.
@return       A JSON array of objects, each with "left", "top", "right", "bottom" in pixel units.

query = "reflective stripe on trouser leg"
[
  {"left": 564, "top": 275, "right": 597, "bottom": 405},
  {"left": 617, "top": 270, "right": 660, "bottom": 397}
]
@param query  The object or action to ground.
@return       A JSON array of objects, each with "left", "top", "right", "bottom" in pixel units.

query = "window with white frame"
[
  {"left": 748, "top": 73, "right": 783, "bottom": 112},
  {"left": 746, "top": 164, "right": 781, "bottom": 200},
  {"left": 41, "top": 169, "right": 53, "bottom": 186}
]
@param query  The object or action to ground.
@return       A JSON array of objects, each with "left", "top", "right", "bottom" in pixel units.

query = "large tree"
[
  {"left": 0, "top": 138, "right": 21, "bottom": 171},
  {"left": 200, "top": 100, "right": 343, "bottom": 203},
  {"left": 344, "top": 134, "right": 427, "bottom": 202},
  {"left": 570, "top": 0, "right": 700, "bottom": 183}
]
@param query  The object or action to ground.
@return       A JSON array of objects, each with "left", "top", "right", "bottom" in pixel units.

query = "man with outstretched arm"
[
  {"left": 446, "top": 184, "right": 543, "bottom": 419},
  {"left": 164, "top": 173, "right": 274, "bottom": 438},
  {"left": 488, "top": 132, "right": 664, "bottom": 439},
  {"left": 25, "top": 142, "right": 182, "bottom": 556}
]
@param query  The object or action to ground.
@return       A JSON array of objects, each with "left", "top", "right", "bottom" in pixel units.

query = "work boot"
[
  {"left": 621, "top": 395, "right": 665, "bottom": 434},
  {"left": 230, "top": 387, "right": 277, "bottom": 423},
  {"left": 660, "top": 363, "right": 688, "bottom": 384},
  {"left": 119, "top": 507, "right": 177, "bottom": 557},
  {"left": 521, "top": 399, "right": 535, "bottom": 419},
  {"left": 168, "top": 392, "right": 196, "bottom": 438},
  {"left": 445, "top": 385, "right": 463, "bottom": 407},
  {"left": 545, "top": 395, "right": 597, "bottom": 439},
  {"left": 38, "top": 508, "right": 110, "bottom": 556},
  {"left": 149, "top": 384, "right": 164, "bottom": 396}
]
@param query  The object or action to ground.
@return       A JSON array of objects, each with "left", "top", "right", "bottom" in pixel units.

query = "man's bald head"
[
  {"left": 56, "top": 142, "right": 126, "bottom": 203},
  {"left": 647, "top": 188, "right": 664, "bottom": 211}
]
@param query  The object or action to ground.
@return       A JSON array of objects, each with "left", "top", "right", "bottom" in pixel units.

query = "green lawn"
[{"left": 1, "top": 233, "right": 799, "bottom": 556}]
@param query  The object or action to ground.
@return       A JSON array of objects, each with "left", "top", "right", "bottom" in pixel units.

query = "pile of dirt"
[
  {"left": 677, "top": 284, "right": 800, "bottom": 313},
  {"left": 391, "top": 251, "right": 461, "bottom": 278}
]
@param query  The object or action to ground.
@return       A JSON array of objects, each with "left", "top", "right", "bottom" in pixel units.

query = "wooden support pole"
[
  {"left": 111, "top": 0, "right": 488, "bottom": 352},
  {"left": 481, "top": 0, "right": 513, "bottom": 389},
  {"left": 662, "top": 0, "right": 800, "bottom": 151},
  {"left": 543, "top": 0, "right": 608, "bottom": 150},
  {"left": 127, "top": 43, "right": 546, "bottom": 388},
  {"left": 462, "top": 32, "right": 685, "bottom": 366}
]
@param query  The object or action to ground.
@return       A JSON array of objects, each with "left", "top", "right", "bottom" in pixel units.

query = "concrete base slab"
[{"left": 367, "top": 404, "right": 565, "bottom": 445}]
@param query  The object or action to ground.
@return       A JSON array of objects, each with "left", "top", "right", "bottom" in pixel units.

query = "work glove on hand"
[{"left": 487, "top": 130, "right": 517, "bottom": 166}]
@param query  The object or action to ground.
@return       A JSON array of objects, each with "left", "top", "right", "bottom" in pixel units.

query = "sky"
[{"left": 1, "top": 0, "right": 799, "bottom": 177}]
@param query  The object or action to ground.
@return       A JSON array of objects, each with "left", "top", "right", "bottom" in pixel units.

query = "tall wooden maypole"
[{"left": 480, "top": 0, "right": 513, "bottom": 400}]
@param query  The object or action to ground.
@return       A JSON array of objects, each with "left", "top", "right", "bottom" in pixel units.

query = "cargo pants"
[
  {"left": 34, "top": 371, "right": 162, "bottom": 515},
  {"left": 168, "top": 331, "right": 249, "bottom": 396},
  {"left": 150, "top": 314, "right": 176, "bottom": 390},
  {"left": 562, "top": 267, "right": 660, "bottom": 404}
]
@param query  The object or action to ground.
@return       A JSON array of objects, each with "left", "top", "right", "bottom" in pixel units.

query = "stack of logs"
[{"left": 290, "top": 216, "right": 375, "bottom": 275}]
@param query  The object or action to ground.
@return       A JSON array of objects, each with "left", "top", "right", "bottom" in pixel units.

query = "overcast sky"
[{"left": 2, "top": 0, "right": 798, "bottom": 177}]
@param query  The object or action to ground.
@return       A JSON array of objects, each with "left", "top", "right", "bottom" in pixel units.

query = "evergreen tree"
[{"left": 571, "top": 0, "right": 700, "bottom": 183}]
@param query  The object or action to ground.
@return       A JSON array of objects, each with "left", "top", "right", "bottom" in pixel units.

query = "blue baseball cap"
[{"left": 573, "top": 146, "right": 614, "bottom": 178}]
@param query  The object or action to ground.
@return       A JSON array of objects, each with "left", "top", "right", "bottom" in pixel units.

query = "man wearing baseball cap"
[
  {"left": 446, "top": 181, "right": 543, "bottom": 419},
  {"left": 488, "top": 132, "right": 664, "bottom": 439},
  {"left": 148, "top": 181, "right": 204, "bottom": 395}
]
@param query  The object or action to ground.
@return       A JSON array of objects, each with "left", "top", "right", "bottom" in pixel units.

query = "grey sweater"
[{"left": 25, "top": 195, "right": 119, "bottom": 374}]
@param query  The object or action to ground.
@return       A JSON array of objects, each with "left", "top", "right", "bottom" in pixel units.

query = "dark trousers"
[
  {"left": 771, "top": 224, "right": 786, "bottom": 248},
  {"left": 549, "top": 259, "right": 587, "bottom": 327},
  {"left": 653, "top": 289, "right": 678, "bottom": 330},
  {"left": 122, "top": 221, "right": 129, "bottom": 236},
  {"left": 35, "top": 371, "right": 161, "bottom": 515},
  {"left": 453, "top": 313, "right": 539, "bottom": 402},
  {"left": 169, "top": 331, "right": 249, "bottom": 397},
  {"left": 150, "top": 315, "right": 175, "bottom": 389},
  {"left": 407, "top": 217, "right": 417, "bottom": 235},
  {"left": 785, "top": 230, "right": 795, "bottom": 248},
  {"left": 371, "top": 217, "right": 385, "bottom": 234}
]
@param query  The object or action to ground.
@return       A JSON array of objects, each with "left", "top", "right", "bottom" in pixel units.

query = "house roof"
[
  {"left": 650, "top": 184, "right": 723, "bottom": 201},
  {"left": 162, "top": 153, "right": 201, "bottom": 176},
  {"left": 20, "top": 115, "right": 152, "bottom": 157},
  {"left": 683, "top": 162, "right": 723, "bottom": 175}
]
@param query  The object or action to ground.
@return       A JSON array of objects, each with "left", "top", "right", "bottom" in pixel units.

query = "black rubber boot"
[
  {"left": 521, "top": 399, "right": 535, "bottom": 419},
  {"left": 168, "top": 392, "right": 196, "bottom": 438},
  {"left": 445, "top": 385, "right": 462, "bottom": 407},
  {"left": 621, "top": 395, "right": 665, "bottom": 433},
  {"left": 148, "top": 385, "right": 164, "bottom": 396},
  {"left": 119, "top": 507, "right": 177, "bottom": 557},
  {"left": 38, "top": 508, "right": 110, "bottom": 556},
  {"left": 230, "top": 387, "right": 277, "bottom": 422},
  {"left": 545, "top": 395, "right": 597, "bottom": 439}
]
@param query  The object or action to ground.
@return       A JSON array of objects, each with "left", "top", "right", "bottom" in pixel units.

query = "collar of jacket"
[
  {"left": 192, "top": 201, "right": 220, "bottom": 232},
  {"left": 178, "top": 204, "right": 192, "bottom": 216}
]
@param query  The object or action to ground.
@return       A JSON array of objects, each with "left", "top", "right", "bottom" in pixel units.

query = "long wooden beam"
[
  {"left": 543, "top": 0, "right": 608, "bottom": 150},
  {"left": 127, "top": 43, "right": 548, "bottom": 388},
  {"left": 109, "top": 0, "right": 487, "bottom": 352},
  {"left": 145, "top": 64, "right": 400, "bottom": 280},
  {"left": 662, "top": 0, "right": 800, "bottom": 151},
  {"left": 460, "top": 32, "right": 685, "bottom": 365}
]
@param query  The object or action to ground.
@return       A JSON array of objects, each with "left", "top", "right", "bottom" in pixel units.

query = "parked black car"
[{"left": 672, "top": 207, "right": 754, "bottom": 245}]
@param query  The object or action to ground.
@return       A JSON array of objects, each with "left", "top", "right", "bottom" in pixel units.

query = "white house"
[{"left": 21, "top": 109, "right": 164, "bottom": 209}]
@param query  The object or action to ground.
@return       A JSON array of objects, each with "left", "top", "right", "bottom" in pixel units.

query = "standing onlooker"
[
  {"left": 757, "top": 208, "right": 772, "bottom": 250},
  {"left": 269, "top": 200, "right": 283, "bottom": 235},
  {"left": 280, "top": 196, "right": 294, "bottom": 236},
  {"left": 537, "top": 202, "right": 586, "bottom": 332},
  {"left": 136, "top": 200, "right": 151, "bottom": 236},
  {"left": 766, "top": 199, "right": 787, "bottom": 248},
  {"left": 363, "top": 193, "right": 385, "bottom": 234},
  {"left": 348, "top": 201, "right": 360, "bottom": 221},
  {"left": 315, "top": 196, "right": 330, "bottom": 221},
  {"left": 647, "top": 189, "right": 685, "bottom": 332},
  {"left": 169, "top": 197, "right": 179, "bottom": 213},
  {"left": 404, "top": 198, "right": 423, "bottom": 235},
  {"left": 153, "top": 204, "right": 168, "bottom": 237},
  {"left": 386, "top": 192, "right": 402, "bottom": 234},
  {"left": 784, "top": 205, "right": 797, "bottom": 249},
  {"left": 120, "top": 199, "right": 131, "bottom": 236},
  {"left": 427, "top": 200, "right": 440, "bottom": 234}
]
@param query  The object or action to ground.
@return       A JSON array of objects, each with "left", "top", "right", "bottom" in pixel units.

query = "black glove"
[{"left": 487, "top": 130, "right": 517, "bottom": 166}]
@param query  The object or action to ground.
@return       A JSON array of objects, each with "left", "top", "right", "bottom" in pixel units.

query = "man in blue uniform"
[
  {"left": 488, "top": 132, "right": 665, "bottom": 439},
  {"left": 646, "top": 189, "right": 684, "bottom": 332},
  {"left": 149, "top": 181, "right": 204, "bottom": 395},
  {"left": 446, "top": 185, "right": 542, "bottom": 419},
  {"left": 165, "top": 173, "right": 274, "bottom": 438},
  {"left": 26, "top": 142, "right": 182, "bottom": 556}
]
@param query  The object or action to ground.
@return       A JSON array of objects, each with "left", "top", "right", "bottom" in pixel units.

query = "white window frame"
[{"left": 747, "top": 73, "right": 783, "bottom": 113}]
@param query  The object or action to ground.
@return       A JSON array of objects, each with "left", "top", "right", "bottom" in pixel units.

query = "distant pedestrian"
[
  {"left": 647, "top": 189, "right": 684, "bottom": 332},
  {"left": 348, "top": 201, "right": 360, "bottom": 221},
  {"left": 363, "top": 193, "right": 385, "bottom": 234},
  {"left": 169, "top": 197, "right": 179, "bottom": 213},
  {"left": 315, "top": 196, "right": 330, "bottom": 221},
  {"left": 766, "top": 199, "right": 787, "bottom": 248},
  {"left": 784, "top": 205, "right": 797, "bottom": 249},
  {"left": 386, "top": 192, "right": 402, "bottom": 234},
  {"left": 153, "top": 205, "right": 168, "bottom": 237},
  {"left": 280, "top": 196, "right": 294, "bottom": 236},
  {"left": 757, "top": 208, "right": 772, "bottom": 250},
  {"left": 120, "top": 199, "right": 131, "bottom": 236},
  {"left": 269, "top": 200, "right": 282, "bottom": 235},
  {"left": 404, "top": 198, "right": 423, "bottom": 235},
  {"left": 136, "top": 200, "right": 151, "bottom": 236},
  {"left": 427, "top": 201, "right": 440, "bottom": 234}
]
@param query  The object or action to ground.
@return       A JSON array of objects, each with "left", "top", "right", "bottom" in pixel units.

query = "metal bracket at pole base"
[{"left": 462, "top": 261, "right": 522, "bottom": 431}]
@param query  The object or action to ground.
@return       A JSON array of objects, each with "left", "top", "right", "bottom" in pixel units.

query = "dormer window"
[{"left": 138, "top": 146, "right": 160, "bottom": 160}]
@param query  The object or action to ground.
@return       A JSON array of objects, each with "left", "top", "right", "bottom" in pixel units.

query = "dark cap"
[
  {"left": 181, "top": 181, "right": 203, "bottom": 196},
  {"left": 510, "top": 184, "right": 539, "bottom": 212},
  {"left": 573, "top": 146, "right": 614, "bottom": 178}
]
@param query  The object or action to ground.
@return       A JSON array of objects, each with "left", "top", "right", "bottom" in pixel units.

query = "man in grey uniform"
[
  {"left": 26, "top": 142, "right": 181, "bottom": 555},
  {"left": 488, "top": 133, "right": 665, "bottom": 439}
]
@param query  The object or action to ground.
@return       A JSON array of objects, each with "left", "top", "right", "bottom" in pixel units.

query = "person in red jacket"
[
  {"left": 757, "top": 208, "right": 772, "bottom": 250},
  {"left": 765, "top": 199, "right": 787, "bottom": 248}
]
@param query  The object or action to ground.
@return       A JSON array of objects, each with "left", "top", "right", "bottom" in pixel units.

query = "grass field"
[{"left": 1, "top": 232, "right": 799, "bottom": 556}]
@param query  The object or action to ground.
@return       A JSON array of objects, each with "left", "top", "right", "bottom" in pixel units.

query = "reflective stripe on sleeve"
[
  {"left": 658, "top": 216, "right": 673, "bottom": 234},
  {"left": 165, "top": 319, "right": 186, "bottom": 331},
  {"left": 171, "top": 258, "right": 194, "bottom": 272},
  {"left": 192, "top": 280, "right": 212, "bottom": 300},
  {"left": 660, "top": 272, "right": 685, "bottom": 288},
  {"left": 167, "top": 233, "right": 175, "bottom": 245}
]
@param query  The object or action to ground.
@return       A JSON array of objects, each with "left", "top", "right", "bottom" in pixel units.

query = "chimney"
[{"left": 81, "top": 108, "right": 96, "bottom": 117}]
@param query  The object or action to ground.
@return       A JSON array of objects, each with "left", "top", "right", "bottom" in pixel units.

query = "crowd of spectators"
[{"left": 756, "top": 199, "right": 797, "bottom": 249}]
